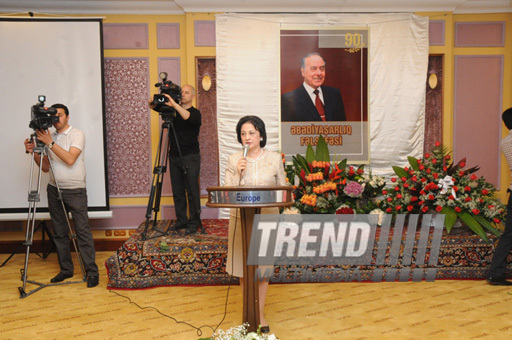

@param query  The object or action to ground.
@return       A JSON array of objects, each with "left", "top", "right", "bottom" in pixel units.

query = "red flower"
[
  {"left": 357, "top": 168, "right": 364, "bottom": 175},
  {"left": 404, "top": 183, "right": 409, "bottom": 188},
  {"left": 453, "top": 186, "right": 459, "bottom": 192},
  {"left": 404, "top": 167, "right": 409, "bottom": 171},
  {"left": 425, "top": 153, "right": 430, "bottom": 158},
  {"left": 418, "top": 200, "right": 425, "bottom": 206},
  {"left": 448, "top": 195, "right": 455, "bottom": 200},
  {"left": 445, "top": 155, "right": 451, "bottom": 160},
  {"left": 432, "top": 158, "right": 437, "bottom": 164},
  {"left": 407, "top": 205, "right": 414, "bottom": 212},
  {"left": 419, "top": 164, "right": 425, "bottom": 170},
  {"left": 464, "top": 186, "right": 471, "bottom": 192},
  {"left": 433, "top": 173, "right": 439, "bottom": 179},
  {"left": 386, "top": 207, "right": 392, "bottom": 213},
  {"left": 421, "top": 177, "right": 427, "bottom": 183},
  {"left": 382, "top": 190, "right": 388, "bottom": 195},
  {"left": 436, "top": 205, "right": 443, "bottom": 212},
  {"left": 428, "top": 194, "right": 435, "bottom": 200},
  {"left": 465, "top": 197, "right": 472, "bottom": 202},
  {"left": 336, "top": 206, "right": 355, "bottom": 214},
  {"left": 401, "top": 177, "right": 407, "bottom": 182},
  {"left": 396, "top": 194, "right": 402, "bottom": 199},
  {"left": 494, "top": 218, "right": 501, "bottom": 223},
  {"left": 455, "top": 207, "right": 462, "bottom": 212},
  {"left": 421, "top": 206, "right": 429, "bottom": 213},
  {"left": 391, "top": 177, "right": 397, "bottom": 183},
  {"left": 387, "top": 197, "right": 393, "bottom": 202},
  {"left": 472, "top": 209, "right": 480, "bottom": 215},
  {"left": 443, "top": 166, "right": 448, "bottom": 171},
  {"left": 435, "top": 141, "right": 440, "bottom": 147},
  {"left": 459, "top": 161, "right": 466, "bottom": 167},
  {"left": 394, "top": 186, "right": 400, "bottom": 191},
  {"left": 426, "top": 168, "right": 431, "bottom": 174},
  {"left": 395, "top": 205, "right": 402, "bottom": 211},
  {"left": 410, "top": 196, "right": 418, "bottom": 202},
  {"left": 470, "top": 174, "right": 477, "bottom": 180},
  {"left": 459, "top": 170, "right": 465, "bottom": 176},
  {"left": 482, "top": 189, "right": 489, "bottom": 195}
]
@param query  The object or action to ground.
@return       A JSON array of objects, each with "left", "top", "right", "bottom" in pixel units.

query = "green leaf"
[
  {"left": 473, "top": 214, "right": 501, "bottom": 237},
  {"left": 337, "top": 158, "right": 347, "bottom": 171},
  {"left": 457, "top": 212, "right": 489, "bottom": 243},
  {"left": 305, "top": 144, "right": 315, "bottom": 163},
  {"left": 315, "top": 135, "right": 330, "bottom": 162},
  {"left": 408, "top": 156, "right": 420, "bottom": 171},
  {"left": 392, "top": 166, "right": 409, "bottom": 179},
  {"left": 441, "top": 206, "right": 457, "bottom": 233},
  {"left": 294, "top": 154, "right": 310, "bottom": 174}
]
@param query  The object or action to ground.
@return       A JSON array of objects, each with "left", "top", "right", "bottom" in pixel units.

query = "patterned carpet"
[{"left": 106, "top": 219, "right": 504, "bottom": 289}]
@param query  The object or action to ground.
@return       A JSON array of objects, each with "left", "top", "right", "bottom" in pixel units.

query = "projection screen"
[{"left": 0, "top": 18, "right": 109, "bottom": 218}]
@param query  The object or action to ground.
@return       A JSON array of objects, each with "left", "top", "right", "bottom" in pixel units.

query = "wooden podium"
[{"left": 206, "top": 186, "right": 293, "bottom": 332}]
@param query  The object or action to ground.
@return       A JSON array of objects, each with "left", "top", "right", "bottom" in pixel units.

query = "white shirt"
[
  {"left": 303, "top": 82, "right": 324, "bottom": 106},
  {"left": 48, "top": 125, "right": 87, "bottom": 189}
]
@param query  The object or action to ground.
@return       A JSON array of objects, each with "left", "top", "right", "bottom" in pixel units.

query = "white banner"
[{"left": 216, "top": 13, "right": 429, "bottom": 218}]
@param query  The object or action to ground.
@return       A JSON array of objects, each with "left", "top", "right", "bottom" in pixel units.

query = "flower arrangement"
[
  {"left": 201, "top": 323, "right": 278, "bottom": 340},
  {"left": 380, "top": 141, "right": 506, "bottom": 242},
  {"left": 284, "top": 136, "right": 385, "bottom": 214}
]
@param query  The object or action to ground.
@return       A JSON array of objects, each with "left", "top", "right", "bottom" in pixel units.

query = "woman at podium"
[{"left": 224, "top": 115, "right": 287, "bottom": 331}]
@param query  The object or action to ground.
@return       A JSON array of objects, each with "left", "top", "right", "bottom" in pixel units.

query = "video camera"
[
  {"left": 151, "top": 72, "right": 182, "bottom": 121},
  {"left": 29, "top": 95, "right": 58, "bottom": 130}
]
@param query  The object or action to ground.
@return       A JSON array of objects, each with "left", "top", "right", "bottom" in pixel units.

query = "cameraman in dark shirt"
[{"left": 154, "top": 84, "right": 202, "bottom": 235}]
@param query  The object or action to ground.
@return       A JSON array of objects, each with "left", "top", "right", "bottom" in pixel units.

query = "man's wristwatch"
[{"left": 48, "top": 141, "right": 55, "bottom": 149}]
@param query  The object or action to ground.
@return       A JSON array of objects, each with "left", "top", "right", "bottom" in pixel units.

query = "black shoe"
[
  {"left": 185, "top": 227, "right": 197, "bottom": 235},
  {"left": 487, "top": 277, "right": 512, "bottom": 286},
  {"left": 260, "top": 326, "right": 270, "bottom": 334},
  {"left": 87, "top": 276, "right": 99, "bottom": 288},
  {"left": 50, "top": 273, "right": 73, "bottom": 283},
  {"left": 169, "top": 222, "right": 187, "bottom": 231}
]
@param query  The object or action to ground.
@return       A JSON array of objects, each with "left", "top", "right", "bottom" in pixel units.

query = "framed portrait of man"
[{"left": 280, "top": 27, "right": 370, "bottom": 163}]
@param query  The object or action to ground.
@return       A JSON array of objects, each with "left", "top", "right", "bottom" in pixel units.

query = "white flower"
[
  {"left": 282, "top": 207, "right": 300, "bottom": 214},
  {"left": 245, "top": 332, "right": 260, "bottom": 340},
  {"left": 369, "top": 208, "right": 385, "bottom": 226}
]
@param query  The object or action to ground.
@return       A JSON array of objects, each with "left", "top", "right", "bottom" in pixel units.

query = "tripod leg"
[
  {"left": 0, "top": 242, "right": 25, "bottom": 267},
  {"left": 142, "top": 122, "right": 171, "bottom": 240},
  {"left": 19, "top": 148, "right": 44, "bottom": 297}
]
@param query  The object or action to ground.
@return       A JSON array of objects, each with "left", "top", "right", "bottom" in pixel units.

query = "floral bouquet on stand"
[
  {"left": 380, "top": 141, "right": 506, "bottom": 242},
  {"left": 284, "top": 135, "right": 386, "bottom": 215}
]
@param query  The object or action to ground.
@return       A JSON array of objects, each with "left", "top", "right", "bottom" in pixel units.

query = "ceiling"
[{"left": 0, "top": 0, "right": 511, "bottom": 15}]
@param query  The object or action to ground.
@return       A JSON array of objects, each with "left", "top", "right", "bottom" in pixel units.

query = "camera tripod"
[
  {"left": 19, "top": 138, "right": 86, "bottom": 299},
  {"left": 0, "top": 220, "right": 55, "bottom": 268},
  {"left": 142, "top": 116, "right": 204, "bottom": 240}
]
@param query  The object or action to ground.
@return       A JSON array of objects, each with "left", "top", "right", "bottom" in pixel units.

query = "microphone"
[
  {"left": 240, "top": 145, "right": 249, "bottom": 184},
  {"left": 242, "top": 144, "right": 249, "bottom": 158}
]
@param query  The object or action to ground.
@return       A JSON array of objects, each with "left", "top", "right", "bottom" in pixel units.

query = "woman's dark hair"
[
  {"left": 503, "top": 107, "right": 512, "bottom": 130},
  {"left": 236, "top": 115, "right": 267, "bottom": 148},
  {"left": 51, "top": 103, "right": 69, "bottom": 116}
]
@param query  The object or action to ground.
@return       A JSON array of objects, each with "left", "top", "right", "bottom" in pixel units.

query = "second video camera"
[
  {"left": 151, "top": 72, "right": 182, "bottom": 120},
  {"left": 29, "top": 95, "right": 58, "bottom": 130}
]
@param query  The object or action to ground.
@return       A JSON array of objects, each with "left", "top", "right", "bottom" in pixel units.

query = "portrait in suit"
[{"left": 281, "top": 52, "right": 346, "bottom": 122}]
